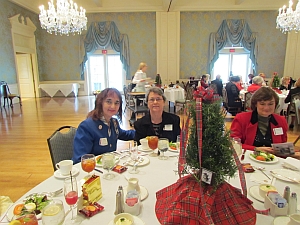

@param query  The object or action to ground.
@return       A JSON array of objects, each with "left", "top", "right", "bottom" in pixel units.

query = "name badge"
[
  {"left": 273, "top": 128, "right": 283, "bottom": 135},
  {"left": 99, "top": 138, "right": 108, "bottom": 146},
  {"left": 164, "top": 124, "right": 173, "bottom": 131}
]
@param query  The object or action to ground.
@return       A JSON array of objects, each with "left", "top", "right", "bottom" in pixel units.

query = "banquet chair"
[
  {"left": 222, "top": 88, "right": 240, "bottom": 116},
  {"left": 47, "top": 126, "right": 77, "bottom": 171},
  {"left": 287, "top": 93, "right": 300, "bottom": 126},
  {"left": 0, "top": 81, "right": 22, "bottom": 108},
  {"left": 174, "top": 85, "right": 194, "bottom": 113},
  {"left": 123, "top": 85, "right": 134, "bottom": 113},
  {"left": 244, "top": 92, "right": 253, "bottom": 111}
]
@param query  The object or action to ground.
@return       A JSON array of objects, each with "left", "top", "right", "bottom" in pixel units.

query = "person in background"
[
  {"left": 132, "top": 62, "right": 148, "bottom": 92},
  {"left": 200, "top": 74, "right": 209, "bottom": 88},
  {"left": 288, "top": 77, "right": 296, "bottom": 90},
  {"left": 230, "top": 87, "right": 296, "bottom": 157},
  {"left": 211, "top": 74, "right": 223, "bottom": 96},
  {"left": 259, "top": 73, "right": 267, "bottom": 86},
  {"left": 225, "top": 76, "right": 242, "bottom": 114},
  {"left": 134, "top": 87, "right": 181, "bottom": 144},
  {"left": 284, "top": 78, "right": 300, "bottom": 129},
  {"left": 279, "top": 76, "right": 291, "bottom": 90},
  {"left": 248, "top": 74, "right": 254, "bottom": 84},
  {"left": 247, "top": 76, "right": 264, "bottom": 93},
  {"left": 72, "top": 88, "right": 135, "bottom": 163},
  {"left": 235, "top": 75, "right": 244, "bottom": 91}
]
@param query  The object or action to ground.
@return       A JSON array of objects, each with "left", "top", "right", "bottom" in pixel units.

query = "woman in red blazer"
[{"left": 230, "top": 87, "right": 288, "bottom": 154}]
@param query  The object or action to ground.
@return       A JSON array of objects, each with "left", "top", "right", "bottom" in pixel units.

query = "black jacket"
[{"left": 134, "top": 111, "right": 181, "bottom": 144}]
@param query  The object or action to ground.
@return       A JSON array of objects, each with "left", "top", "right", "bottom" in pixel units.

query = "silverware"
[
  {"left": 255, "top": 167, "right": 271, "bottom": 180},
  {"left": 38, "top": 188, "right": 63, "bottom": 197},
  {"left": 241, "top": 149, "right": 246, "bottom": 160},
  {"left": 94, "top": 168, "right": 103, "bottom": 174},
  {"left": 270, "top": 170, "right": 300, "bottom": 183}
]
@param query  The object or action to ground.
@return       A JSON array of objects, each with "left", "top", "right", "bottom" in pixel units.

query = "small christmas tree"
[
  {"left": 155, "top": 74, "right": 162, "bottom": 87},
  {"left": 272, "top": 72, "right": 280, "bottom": 88},
  {"left": 183, "top": 87, "right": 237, "bottom": 188}
]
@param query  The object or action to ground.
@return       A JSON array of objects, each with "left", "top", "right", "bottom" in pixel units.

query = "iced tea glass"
[
  {"left": 148, "top": 136, "right": 158, "bottom": 157},
  {"left": 81, "top": 154, "right": 96, "bottom": 177}
]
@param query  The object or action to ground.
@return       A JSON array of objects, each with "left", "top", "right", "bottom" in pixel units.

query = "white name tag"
[
  {"left": 164, "top": 124, "right": 173, "bottom": 131},
  {"left": 273, "top": 128, "right": 283, "bottom": 135},
  {"left": 99, "top": 138, "right": 108, "bottom": 146}
]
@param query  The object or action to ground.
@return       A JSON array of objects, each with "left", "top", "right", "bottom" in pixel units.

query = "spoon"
[{"left": 255, "top": 166, "right": 271, "bottom": 180}]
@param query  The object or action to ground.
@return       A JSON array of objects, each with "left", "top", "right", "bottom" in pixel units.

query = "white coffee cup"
[
  {"left": 55, "top": 160, "right": 73, "bottom": 175},
  {"left": 140, "top": 138, "right": 149, "bottom": 150}
]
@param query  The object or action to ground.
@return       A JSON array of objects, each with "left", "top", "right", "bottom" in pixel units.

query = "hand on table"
[{"left": 255, "top": 147, "right": 273, "bottom": 153}]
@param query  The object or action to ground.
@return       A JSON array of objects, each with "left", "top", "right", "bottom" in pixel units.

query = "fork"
[{"left": 41, "top": 188, "right": 63, "bottom": 197}]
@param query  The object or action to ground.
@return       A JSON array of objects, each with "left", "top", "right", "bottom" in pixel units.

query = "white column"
[{"left": 284, "top": 32, "right": 300, "bottom": 80}]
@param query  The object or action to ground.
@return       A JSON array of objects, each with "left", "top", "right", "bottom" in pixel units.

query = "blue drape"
[
  {"left": 80, "top": 21, "right": 130, "bottom": 79},
  {"left": 208, "top": 19, "right": 258, "bottom": 75}
]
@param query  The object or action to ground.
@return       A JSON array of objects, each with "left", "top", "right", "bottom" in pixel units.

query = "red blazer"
[
  {"left": 230, "top": 111, "right": 288, "bottom": 150},
  {"left": 247, "top": 84, "right": 261, "bottom": 93}
]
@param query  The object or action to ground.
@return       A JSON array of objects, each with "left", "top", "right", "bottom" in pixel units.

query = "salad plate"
[
  {"left": 249, "top": 153, "right": 279, "bottom": 164},
  {"left": 54, "top": 167, "right": 79, "bottom": 178},
  {"left": 96, "top": 155, "right": 120, "bottom": 167},
  {"left": 168, "top": 147, "right": 179, "bottom": 152},
  {"left": 272, "top": 216, "right": 290, "bottom": 225},
  {"left": 249, "top": 185, "right": 264, "bottom": 203},
  {"left": 126, "top": 156, "right": 150, "bottom": 167},
  {"left": 270, "top": 169, "right": 300, "bottom": 183},
  {"left": 137, "top": 145, "right": 153, "bottom": 152},
  {"left": 108, "top": 215, "right": 145, "bottom": 225}
]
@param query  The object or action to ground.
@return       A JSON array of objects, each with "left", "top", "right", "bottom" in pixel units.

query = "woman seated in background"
[
  {"left": 248, "top": 74, "right": 254, "bottom": 84},
  {"left": 200, "top": 74, "right": 209, "bottom": 88},
  {"left": 230, "top": 87, "right": 300, "bottom": 159},
  {"left": 225, "top": 76, "right": 242, "bottom": 114},
  {"left": 279, "top": 76, "right": 291, "bottom": 91},
  {"left": 247, "top": 76, "right": 264, "bottom": 93},
  {"left": 72, "top": 88, "right": 135, "bottom": 163},
  {"left": 259, "top": 73, "right": 267, "bottom": 86},
  {"left": 285, "top": 78, "right": 300, "bottom": 129},
  {"left": 134, "top": 87, "right": 181, "bottom": 144}
]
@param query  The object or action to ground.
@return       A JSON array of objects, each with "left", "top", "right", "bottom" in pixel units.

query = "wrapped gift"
[{"left": 82, "top": 175, "right": 102, "bottom": 206}]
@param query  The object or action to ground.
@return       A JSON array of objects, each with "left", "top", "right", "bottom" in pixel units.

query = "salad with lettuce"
[{"left": 250, "top": 151, "right": 275, "bottom": 161}]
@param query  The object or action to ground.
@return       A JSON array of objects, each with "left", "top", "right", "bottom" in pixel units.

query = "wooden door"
[{"left": 16, "top": 54, "right": 35, "bottom": 97}]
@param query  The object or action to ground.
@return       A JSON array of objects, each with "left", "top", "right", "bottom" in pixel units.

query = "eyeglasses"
[
  {"left": 148, "top": 98, "right": 163, "bottom": 103},
  {"left": 105, "top": 99, "right": 120, "bottom": 106}
]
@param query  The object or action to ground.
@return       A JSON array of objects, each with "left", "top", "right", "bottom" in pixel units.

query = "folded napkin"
[{"left": 283, "top": 157, "right": 300, "bottom": 171}]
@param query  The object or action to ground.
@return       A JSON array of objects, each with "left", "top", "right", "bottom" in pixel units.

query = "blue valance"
[
  {"left": 80, "top": 21, "right": 130, "bottom": 79},
  {"left": 208, "top": 19, "right": 258, "bottom": 75}
]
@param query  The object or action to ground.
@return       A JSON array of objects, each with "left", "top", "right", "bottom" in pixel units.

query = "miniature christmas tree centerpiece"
[
  {"left": 272, "top": 72, "right": 280, "bottom": 88},
  {"left": 155, "top": 74, "right": 162, "bottom": 88}
]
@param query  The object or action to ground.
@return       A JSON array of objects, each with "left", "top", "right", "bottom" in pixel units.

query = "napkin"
[{"left": 283, "top": 157, "right": 300, "bottom": 171}]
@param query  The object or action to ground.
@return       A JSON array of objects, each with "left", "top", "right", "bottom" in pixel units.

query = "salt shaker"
[
  {"left": 118, "top": 186, "right": 124, "bottom": 211},
  {"left": 114, "top": 190, "right": 123, "bottom": 215},
  {"left": 289, "top": 192, "right": 297, "bottom": 215},
  {"left": 283, "top": 186, "right": 290, "bottom": 203}
]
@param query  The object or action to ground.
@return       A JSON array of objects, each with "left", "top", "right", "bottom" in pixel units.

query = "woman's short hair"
[
  {"left": 250, "top": 87, "right": 279, "bottom": 110},
  {"left": 252, "top": 76, "right": 264, "bottom": 85},
  {"left": 281, "top": 76, "right": 290, "bottom": 85},
  {"left": 88, "top": 88, "right": 123, "bottom": 122},
  {"left": 295, "top": 78, "right": 300, "bottom": 88},
  {"left": 248, "top": 74, "right": 254, "bottom": 79},
  {"left": 146, "top": 87, "right": 166, "bottom": 102},
  {"left": 259, "top": 73, "right": 266, "bottom": 79},
  {"left": 138, "top": 62, "right": 147, "bottom": 70}
]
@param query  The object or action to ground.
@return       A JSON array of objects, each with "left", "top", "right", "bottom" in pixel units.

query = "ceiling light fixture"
[
  {"left": 276, "top": 0, "right": 300, "bottom": 33},
  {"left": 39, "top": 0, "right": 87, "bottom": 36}
]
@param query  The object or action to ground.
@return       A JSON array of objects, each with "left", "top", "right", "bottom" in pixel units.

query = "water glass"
[
  {"left": 158, "top": 138, "right": 169, "bottom": 160},
  {"left": 42, "top": 199, "right": 65, "bottom": 225},
  {"left": 102, "top": 153, "right": 116, "bottom": 180},
  {"left": 129, "top": 141, "right": 139, "bottom": 174},
  {"left": 176, "top": 135, "right": 180, "bottom": 151},
  {"left": 232, "top": 137, "right": 242, "bottom": 156}
]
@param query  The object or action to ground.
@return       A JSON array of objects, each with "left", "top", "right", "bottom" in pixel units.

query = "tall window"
[
  {"left": 212, "top": 47, "right": 253, "bottom": 84},
  {"left": 87, "top": 49, "right": 125, "bottom": 94}
]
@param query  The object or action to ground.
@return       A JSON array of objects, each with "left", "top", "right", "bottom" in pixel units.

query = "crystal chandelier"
[
  {"left": 276, "top": 0, "right": 300, "bottom": 33},
  {"left": 39, "top": 0, "right": 87, "bottom": 36}
]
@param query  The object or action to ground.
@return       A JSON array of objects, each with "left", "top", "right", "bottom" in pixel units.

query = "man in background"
[{"left": 211, "top": 74, "right": 223, "bottom": 96}]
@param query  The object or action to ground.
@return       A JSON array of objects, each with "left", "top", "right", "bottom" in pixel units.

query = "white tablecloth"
[
  {"left": 1, "top": 151, "right": 299, "bottom": 225},
  {"left": 163, "top": 87, "right": 185, "bottom": 103},
  {"left": 39, "top": 83, "right": 80, "bottom": 97}
]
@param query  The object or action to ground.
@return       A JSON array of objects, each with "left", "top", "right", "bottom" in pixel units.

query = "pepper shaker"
[
  {"left": 118, "top": 185, "right": 124, "bottom": 211},
  {"left": 114, "top": 190, "right": 123, "bottom": 215},
  {"left": 289, "top": 192, "right": 297, "bottom": 215},
  {"left": 283, "top": 186, "right": 290, "bottom": 203}
]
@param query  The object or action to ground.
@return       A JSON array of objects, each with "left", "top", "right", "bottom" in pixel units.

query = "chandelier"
[
  {"left": 276, "top": 0, "right": 300, "bottom": 33},
  {"left": 39, "top": 0, "right": 87, "bottom": 36}
]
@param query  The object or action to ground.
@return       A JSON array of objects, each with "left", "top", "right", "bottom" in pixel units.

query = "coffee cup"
[
  {"left": 55, "top": 160, "right": 73, "bottom": 175},
  {"left": 140, "top": 138, "right": 149, "bottom": 150}
]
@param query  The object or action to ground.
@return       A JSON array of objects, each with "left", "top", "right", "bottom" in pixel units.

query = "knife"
[
  {"left": 241, "top": 149, "right": 246, "bottom": 160},
  {"left": 270, "top": 171, "right": 300, "bottom": 184}
]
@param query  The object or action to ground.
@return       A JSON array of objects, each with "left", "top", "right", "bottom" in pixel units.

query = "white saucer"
[
  {"left": 273, "top": 216, "right": 290, "bottom": 225},
  {"left": 108, "top": 215, "right": 145, "bottom": 225},
  {"left": 249, "top": 185, "right": 264, "bottom": 203},
  {"left": 54, "top": 167, "right": 79, "bottom": 179},
  {"left": 138, "top": 145, "right": 153, "bottom": 152},
  {"left": 127, "top": 156, "right": 150, "bottom": 167},
  {"left": 123, "top": 185, "right": 149, "bottom": 201}
]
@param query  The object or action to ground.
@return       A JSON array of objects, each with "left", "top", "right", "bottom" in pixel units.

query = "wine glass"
[
  {"left": 158, "top": 138, "right": 169, "bottom": 160},
  {"left": 81, "top": 154, "right": 96, "bottom": 177},
  {"left": 232, "top": 137, "right": 242, "bottom": 156},
  {"left": 102, "top": 153, "right": 116, "bottom": 180},
  {"left": 64, "top": 176, "right": 79, "bottom": 224},
  {"left": 147, "top": 136, "right": 158, "bottom": 157},
  {"left": 42, "top": 199, "right": 65, "bottom": 225},
  {"left": 128, "top": 141, "right": 139, "bottom": 174}
]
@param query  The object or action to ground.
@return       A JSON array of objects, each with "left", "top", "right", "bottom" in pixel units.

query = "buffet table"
[
  {"left": 1, "top": 150, "right": 299, "bottom": 224},
  {"left": 39, "top": 83, "right": 80, "bottom": 97},
  {"left": 163, "top": 87, "right": 185, "bottom": 103}
]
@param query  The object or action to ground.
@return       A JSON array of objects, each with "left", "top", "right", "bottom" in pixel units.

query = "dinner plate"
[
  {"left": 54, "top": 167, "right": 79, "bottom": 179},
  {"left": 127, "top": 156, "right": 150, "bottom": 167},
  {"left": 270, "top": 169, "right": 300, "bottom": 183},
  {"left": 249, "top": 185, "right": 264, "bottom": 203},
  {"left": 95, "top": 155, "right": 120, "bottom": 167},
  {"left": 137, "top": 145, "right": 153, "bottom": 152},
  {"left": 123, "top": 185, "right": 149, "bottom": 201},
  {"left": 249, "top": 154, "right": 279, "bottom": 164},
  {"left": 6, "top": 201, "right": 43, "bottom": 222},
  {"left": 272, "top": 216, "right": 290, "bottom": 225},
  {"left": 108, "top": 215, "right": 145, "bottom": 225}
]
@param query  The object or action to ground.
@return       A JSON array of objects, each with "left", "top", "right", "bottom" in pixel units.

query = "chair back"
[
  {"left": 0, "top": 81, "right": 9, "bottom": 98},
  {"left": 290, "top": 93, "right": 300, "bottom": 124},
  {"left": 185, "top": 86, "right": 194, "bottom": 101},
  {"left": 244, "top": 92, "right": 253, "bottom": 111},
  {"left": 222, "top": 88, "right": 228, "bottom": 107},
  {"left": 47, "top": 126, "right": 77, "bottom": 171}
]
